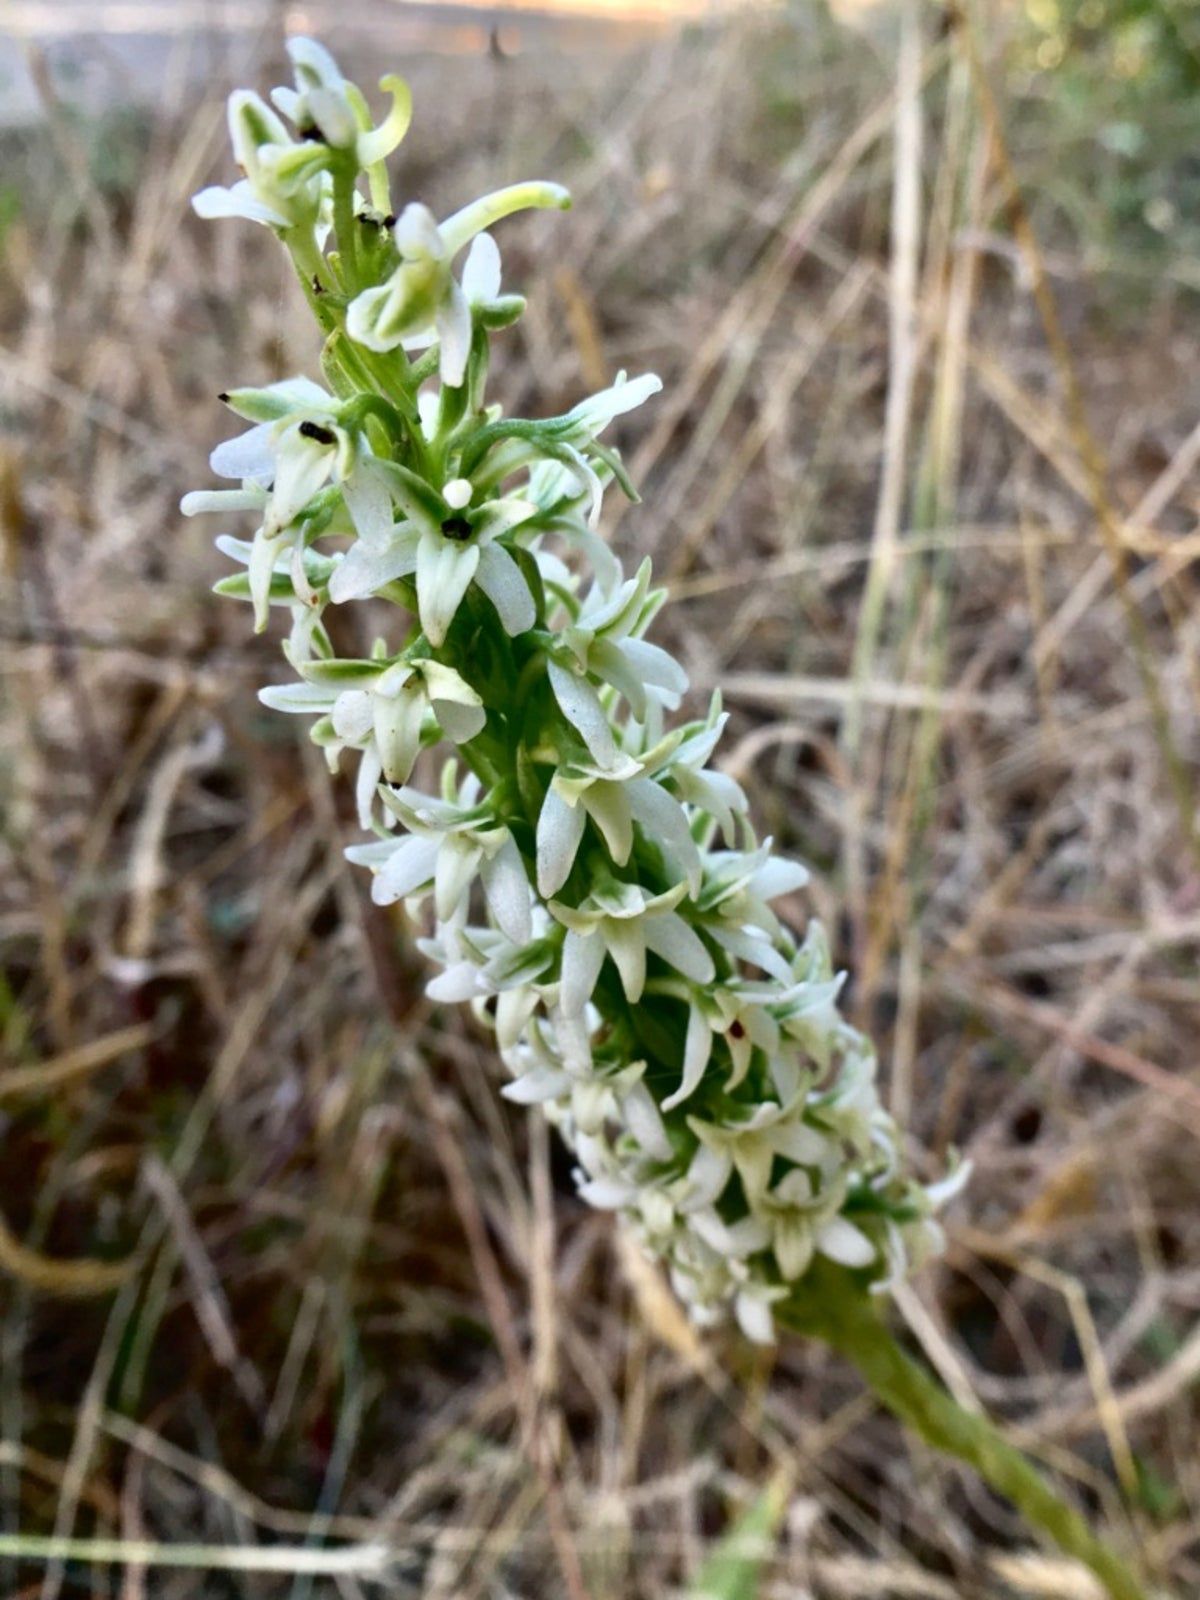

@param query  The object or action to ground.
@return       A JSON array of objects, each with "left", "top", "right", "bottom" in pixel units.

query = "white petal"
[
  {"left": 373, "top": 686, "right": 425, "bottom": 784},
  {"left": 331, "top": 688, "right": 374, "bottom": 742},
  {"left": 416, "top": 531, "right": 479, "bottom": 646},
  {"left": 394, "top": 201, "right": 444, "bottom": 259},
  {"left": 774, "top": 1217, "right": 816, "bottom": 1281},
  {"left": 342, "top": 466, "right": 394, "bottom": 549},
  {"left": 372, "top": 834, "right": 439, "bottom": 904},
  {"left": 181, "top": 487, "right": 264, "bottom": 517},
  {"left": 771, "top": 1120, "right": 829, "bottom": 1166},
  {"left": 662, "top": 1005, "right": 712, "bottom": 1112},
  {"left": 537, "top": 786, "right": 585, "bottom": 899},
  {"left": 258, "top": 681, "right": 333, "bottom": 714},
  {"left": 576, "top": 1176, "right": 635, "bottom": 1210},
  {"left": 462, "top": 231, "right": 501, "bottom": 303},
  {"left": 475, "top": 542, "right": 535, "bottom": 636},
  {"left": 588, "top": 638, "right": 646, "bottom": 719},
  {"left": 427, "top": 961, "right": 486, "bottom": 1002},
  {"left": 434, "top": 836, "right": 482, "bottom": 922},
  {"left": 430, "top": 692, "right": 486, "bottom": 745},
  {"left": 621, "top": 1081, "right": 673, "bottom": 1162},
  {"left": 604, "top": 918, "right": 647, "bottom": 1004},
  {"left": 560, "top": 928, "right": 605, "bottom": 1017},
  {"left": 735, "top": 1290, "right": 778, "bottom": 1346},
  {"left": 248, "top": 528, "right": 284, "bottom": 632},
  {"left": 481, "top": 833, "right": 533, "bottom": 946},
  {"left": 620, "top": 638, "right": 688, "bottom": 701},
  {"left": 502, "top": 1066, "right": 571, "bottom": 1106},
  {"left": 328, "top": 531, "right": 418, "bottom": 603},
  {"left": 437, "top": 279, "right": 472, "bottom": 388},
  {"left": 210, "top": 422, "right": 275, "bottom": 482},
  {"left": 817, "top": 1216, "right": 876, "bottom": 1269},
  {"left": 547, "top": 661, "right": 616, "bottom": 769},
  {"left": 192, "top": 181, "right": 288, "bottom": 228},
  {"left": 753, "top": 855, "right": 811, "bottom": 899},
  {"left": 644, "top": 913, "right": 714, "bottom": 986},
  {"left": 268, "top": 430, "right": 334, "bottom": 531},
  {"left": 679, "top": 1142, "right": 731, "bottom": 1213},
  {"left": 565, "top": 372, "right": 662, "bottom": 440},
  {"left": 580, "top": 782, "right": 633, "bottom": 867},
  {"left": 354, "top": 743, "right": 383, "bottom": 830},
  {"left": 627, "top": 778, "right": 702, "bottom": 894},
  {"left": 345, "top": 282, "right": 402, "bottom": 353}
]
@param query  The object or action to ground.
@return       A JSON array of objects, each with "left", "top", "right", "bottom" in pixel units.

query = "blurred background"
[{"left": 3, "top": 0, "right": 1200, "bottom": 1593}]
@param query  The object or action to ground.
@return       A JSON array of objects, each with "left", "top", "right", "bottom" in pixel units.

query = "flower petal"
[
  {"left": 475, "top": 541, "right": 535, "bottom": 636},
  {"left": 373, "top": 685, "right": 425, "bottom": 784},
  {"left": 481, "top": 832, "right": 533, "bottom": 946},
  {"left": 329, "top": 529, "right": 419, "bottom": 603},
  {"left": 537, "top": 786, "right": 586, "bottom": 899},
  {"left": 662, "top": 1004, "right": 713, "bottom": 1112},
  {"left": 580, "top": 781, "right": 633, "bottom": 867},
  {"left": 817, "top": 1216, "right": 876, "bottom": 1269},
  {"left": 436, "top": 278, "right": 472, "bottom": 388},
  {"left": 210, "top": 422, "right": 275, "bottom": 482},
  {"left": 627, "top": 778, "right": 702, "bottom": 895},
  {"left": 604, "top": 918, "right": 647, "bottom": 1004},
  {"left": 416, "top": 530, "right": 479, "bottom": 646},
  {"left": 342, "top": 465, "right": 395, "bottom": 549},
  {"left": 644, "top": 913, "right": 714, "bottom": 986},
  {"left": 560, "top": 927, "right": 605, "bottom": 1017},
  {"left": 547, "top": 660, "right": 616, "bottom": 769},
  {"left": 462, "top": 231, "right": 502, "bottom": 302},
  {"left": 372, "top": 833, "right": 440, "bottom": 904}
]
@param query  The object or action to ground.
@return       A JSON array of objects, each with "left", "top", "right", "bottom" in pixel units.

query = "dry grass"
[{"left": 3, "top": 4, "right": 1200, "bottom": 1595}]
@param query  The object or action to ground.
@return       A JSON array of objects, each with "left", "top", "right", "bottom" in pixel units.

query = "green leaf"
[{"left": 686, "top": 1478, "right": 788, "bottom": 1600}]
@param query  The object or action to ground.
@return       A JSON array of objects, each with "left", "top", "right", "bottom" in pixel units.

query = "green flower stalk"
[{"left": 186, "top": 40, "right": 1152, "bottom": 1599}]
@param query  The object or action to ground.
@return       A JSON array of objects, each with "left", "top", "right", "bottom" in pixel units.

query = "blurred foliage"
[
  {"left": 685, "top": 1480, "right": 788, "bottom": 1600},
  {"left": 1013, "top": 0, "right": 1200, "bottom": 279}
]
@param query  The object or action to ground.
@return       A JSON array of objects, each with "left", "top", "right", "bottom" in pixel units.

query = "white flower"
[
  {"left": 354, "top": 772, "right": 533, "bottom": 946},
  {"left": 505, "top": 1038, "right": 672, "bottom": 1162},
  {"left": 558, "top": 559, "right": 687, "bottom": 718},
  {"left": 416, "top": 913, "right": 554, "bottom": 1026},
  {"left": 657, "top": 709, "right": 749, "bottom": 844},
  {"left": 260, "top": 655, "right": 484, "bottom": 826},
  {"left": 548, "top": 879, "right": 714, "bottom": 1015},
  {"left": 346, "top": 184, "right": 571, "bottom": 384},
  {"left": 654, "top": 978, "right": 782, "bottom": 1112},
  {"left": 685, "top": 1099, "right": 828, "bottom": 1207},
  {"left": 733, "top": 1279, "right": 789, "bottom": 1345},
  {"left": 191, "top": 378, "right": 375, "bottom": 631},
  {"left": 535, "top": 741, "right": 699, "bottom": 900},
  {"left": 273, "top": 38, "right": 412, "bottom": 172},
  {"left": 329, "top": 468, "right": 537, "bottom": 646},
  {"left": 193, "top": 91, "right": 330, "bottom": 230},
  {"left": 693, "top": 843, "right": 811, "bottom": 981},
  {"left": 758, "top": 1169, "right": 876, "bottom": 1282},
  {"left": 469, "top": 372, "right": 662, "bottom": 528}
]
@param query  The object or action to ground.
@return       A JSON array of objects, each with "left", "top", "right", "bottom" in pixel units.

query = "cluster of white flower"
[{"left": 187, "top": 38, "right": 966, "bottom": 1342}]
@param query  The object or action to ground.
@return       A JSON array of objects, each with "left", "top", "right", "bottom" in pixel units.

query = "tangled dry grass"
[{"left": 3, "top": 4, "right": 1200, "bottom": 1594}]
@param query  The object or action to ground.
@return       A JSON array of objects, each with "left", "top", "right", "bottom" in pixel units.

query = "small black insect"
[{"left": 298, "top": 421, "right": 336, "bottom": 446}]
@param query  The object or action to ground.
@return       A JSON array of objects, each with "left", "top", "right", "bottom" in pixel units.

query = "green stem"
[
  {"left": 783, "top": 1273, "right": 1150, "bottom": 1600},
  {"left": 333, "top": 164, "right": 361, "bottom": 292}
]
